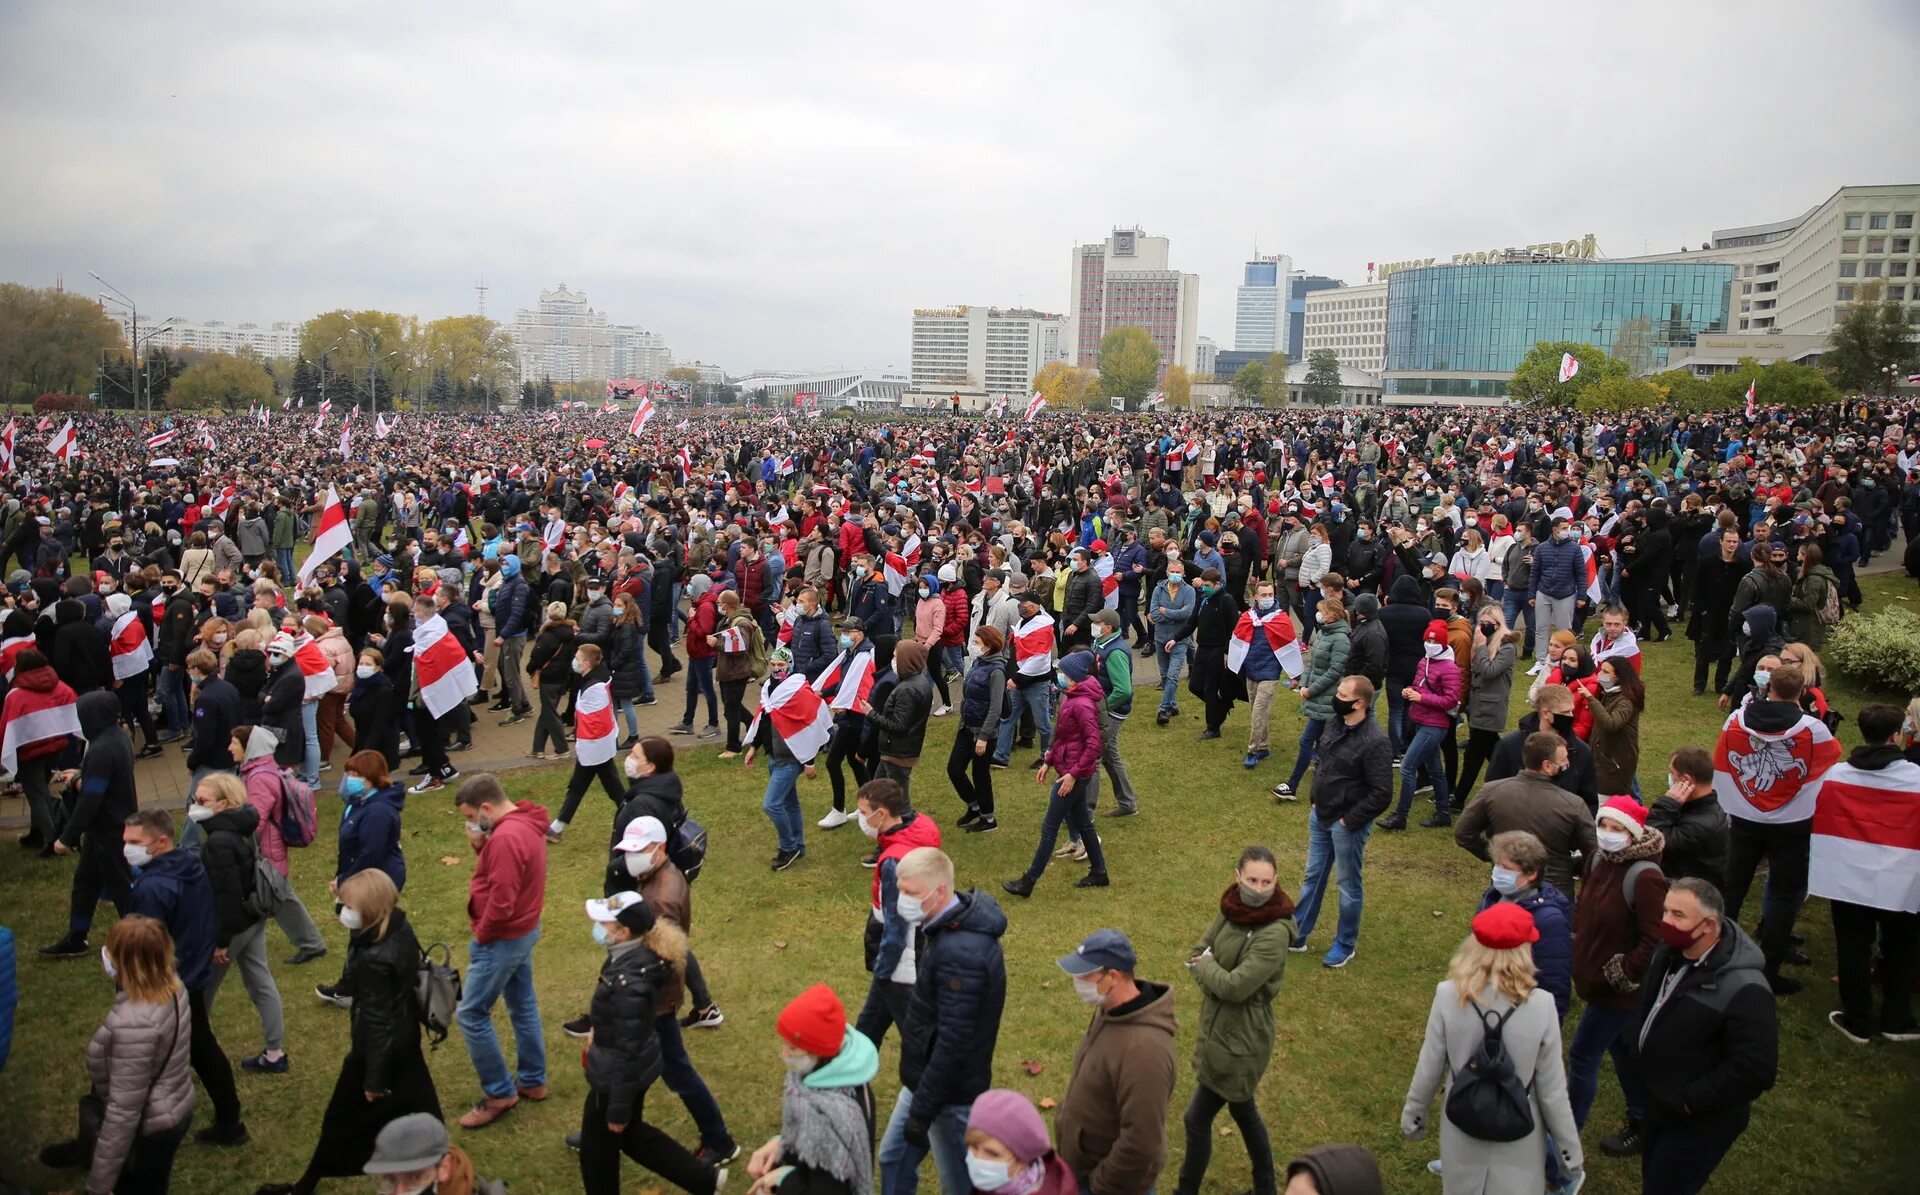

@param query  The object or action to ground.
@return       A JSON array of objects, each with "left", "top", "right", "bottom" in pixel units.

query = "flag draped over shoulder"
[
  {"left": 745, "top": 674, "right": 834, "bottom": 763},
  {"left": 413, "top": 613, "right": 478, "bottom": 720},
  {"left": 1808, "top": 758, "right": 1920, "bottom": 913},
  {"left": 812, "top": 648, "right": 875, "bottom": 712},
  {"left": 0, "top": 674, "right": 79, "bottom": 777},
  {"left": 1713, "top": 705, "right": 1843, "bottom": 824},
  {"left": 1226, "top": 609, "right": 1303, "bottom": 679}
]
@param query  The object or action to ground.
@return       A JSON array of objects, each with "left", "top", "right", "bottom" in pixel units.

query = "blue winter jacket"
[
  {"left": 788, "top": 608, "right": 835, "bottom": 680},
  {"left": 900, "top": 889, "right": 1008, "bottom": 1125},
  {"left": 1478, "top": 882, "right": 1574, "bottom": 1019},
  {"left": 338, "top": 781, "right": 408, "bottom": 892},
  {"left": 1114, "top": 542, "right": 1149, "bottom": 596},
  {"left": 128, "top": 848, "right": 218, "bottom": 992},
  {"left": 1529, "top": 535, "right": 1586, "bottom": 601}
]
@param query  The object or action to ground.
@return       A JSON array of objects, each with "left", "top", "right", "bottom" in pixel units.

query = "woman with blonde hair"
[
  {"left": 1402, "top": 902, "right": 1582, "bottom": 1193},
  {"left": 193, "top": 771, "right": 290, "bottom": 1075},
  {"left": 195, "top": 615, "right": 234, "bottom": 664},
  {"left": 37, "top": 915, "right": 195, "bottom": 1194},
  {"left": 257, "top": 869, "right": 440, "bottom": 1195}
]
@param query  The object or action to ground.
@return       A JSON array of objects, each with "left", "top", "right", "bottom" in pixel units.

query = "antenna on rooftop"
[{"left": 476, "top": 279, "right": 489, "bottom": 318}]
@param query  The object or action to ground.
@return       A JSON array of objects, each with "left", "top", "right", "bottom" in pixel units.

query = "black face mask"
[
  {"left": 1551, "top": 713, "right": 1576, "bottom": 737},
  {"left": 1479, "top": 622, "right": 1497, "bottom": 636},
  {"left": 1331, "top": 696, "right": 1360, "bottom": 719}
]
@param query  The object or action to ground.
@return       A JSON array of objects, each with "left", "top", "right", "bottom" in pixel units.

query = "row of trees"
[{"left": 1032, "top": 326, "right": 1349, "bottom": 413}]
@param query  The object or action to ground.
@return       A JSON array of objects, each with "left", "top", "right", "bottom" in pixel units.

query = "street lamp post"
[{"left": 89, "top": 272, "right": 143, "bottom": 415}]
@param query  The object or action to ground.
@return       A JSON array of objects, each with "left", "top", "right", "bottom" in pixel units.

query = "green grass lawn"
[{"left": 5, "top": 577, "right": 1920, "bottom": 1193}]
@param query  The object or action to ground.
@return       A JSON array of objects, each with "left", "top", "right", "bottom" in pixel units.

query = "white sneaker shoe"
[
  {"left": 932, "top": 705, "right": 951, "bottom": 717},
  {"left": 817, "top": 808, "right": 852, "bottom": 829},
  {"left": 1526, "top": 661, "right": 1547, "bottom": 676}
]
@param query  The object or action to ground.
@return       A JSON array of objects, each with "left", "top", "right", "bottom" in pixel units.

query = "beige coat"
[{"left": 85, "top": 988, "right": 194, "bottom": 1193}]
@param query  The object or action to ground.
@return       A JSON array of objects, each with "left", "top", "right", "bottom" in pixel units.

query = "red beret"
[{"left": 1472, "top": 901, "right": 1541, "bottom": 950}]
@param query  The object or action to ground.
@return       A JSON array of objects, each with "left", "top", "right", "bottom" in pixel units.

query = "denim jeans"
[
  {"left": 1567, "top": 1002, "right": 1644, "bottom": 1130},
  {"left": 763, "top": 759, "right": 805, "bottom": 854},
  {"left": 1383, "top": 687, "right": 1409, "bottom": 758},
  {"left": 616, "top": 697, "right": 639, "bottom": 739},
  {"left": 1392, "top": 722, "right": 1451, "bottom": 818},
  {"left": 276, "top": 547, "right": 295, "bottom": 584},
  {"left": 1283, "top": 717, "right": 1328, "bottom": 790},
  {"left": 877, "top": 1086, "right": 973, "bottom": 1195},
  {"left": 1023, "top": 774, "right": 1105, "bottom": 879},
  {"left": 1502, "top": 588, "right": 1529, "bottom": 649},
  {"left": 1292, "top": 808, "right": 1371, "bottom": 950},
  {"left": 1158, "top": 641, "right": 1187, "bottom": 712},
  {"left": 157, "top": 665, "right": 191, "bottom": 735},
  {"left": 654, "top": 1012, "right": 731, "bottom": 1151},
  {"left": 459, "top": 927, "right": 547, "bottom": 1100},
  {"left": 682, "top": 656, "right": 718, "bottom": 727},
  {"left": 299, "top": 699, "right": 321, "bottom": 782},
  {"left": 994, "top": 681, "right": 1053, "bottom": 764}
]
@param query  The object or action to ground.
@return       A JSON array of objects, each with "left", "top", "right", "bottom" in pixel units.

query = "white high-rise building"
[
  {"left": 115, "top": 313, "right": 301, "bottom": 359},
  {"left": 1625, "top": 183, "right": 1920, "bottom": 333},
  {"left": 910, "top": 305, "right": 1066, "bottom": 396},
  {"left": 1234, "top": 255, "right": 1292, "bottom": 353},
  {"left": 1195, "top": 336, "right": 1219, "bottom": 377},
  {"left": 513, "top": 284, "right": 612, "bottom": 383},
  {"left": 1303, "top": 281, "right": 1388, "bottom": 373},
  {"left": 608, "top": 325, "right": 672, "bottom": 381},
  {"left": 1067, "top": 228, "right": 1199, "bottom": 381}
]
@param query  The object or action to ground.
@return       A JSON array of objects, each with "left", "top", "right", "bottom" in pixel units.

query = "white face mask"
[
  {"left": 1424, "top": 641, "right": 1448, "bottom": 658},
  {"left": 340, "top": 907, "right": 365, "bottom": 931},
  {"left": 100, "top": 945, "right": 116, "bottom": 980},
  {"left": 857, "top": 809, "right": 882, "bottom": 839},
  {"left": 186, "top": 803, "right": 215, "bottom": 823},
  {"left": 1596, "top": 827, "right": 1632, "bottom": 854},
  {"left": 1072, "top": 975, "right": 1105, "bottom": 1005},
  {"left": 356, "top": 665, "right": 376, "bottom": 679},
  {"left": 967, "top": 1154, "right": 1016, "bottom": 1192},
  {"left": 625, "top": 850, "right": 660, "bottom": 878},
  {"left": 572, "top": 659, "right": 587, "bottom": 674},
  {"left": 123, "top": 843, "right": 152, "bottom": 869},
  {"left": 896, "top": 891, "right": 927, "bottom": 924}
]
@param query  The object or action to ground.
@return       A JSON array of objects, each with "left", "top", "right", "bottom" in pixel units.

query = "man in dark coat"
[
  {"left": 1187, "top": 567, "right": 1244, "bottom": 740},
  {"left": 50, "top": 598, "right": 111, "bottom": 695},
  {"left": 42, "top": 691, "right": 138, "bottom": 957}
]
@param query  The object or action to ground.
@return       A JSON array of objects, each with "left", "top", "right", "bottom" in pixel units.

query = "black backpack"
[
  {"left": 1444, "top": 1004, "right": 1535, "bottom": 1142},
  {"left": 669, "top": 814, "right": 707, "bottom": 884}
]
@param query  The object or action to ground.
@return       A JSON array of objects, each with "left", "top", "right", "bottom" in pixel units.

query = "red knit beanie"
[{"left": 777, "top": 984, "right": 846, "bottom": 1058}]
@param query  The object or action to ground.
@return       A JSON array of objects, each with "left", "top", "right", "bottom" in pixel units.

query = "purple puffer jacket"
[
  {"left": 1045, "top": 676, "right": 1105, "bottom": 779},
  {"left": 1406, "top": 653, "right": 1462, "bottom": 729}
]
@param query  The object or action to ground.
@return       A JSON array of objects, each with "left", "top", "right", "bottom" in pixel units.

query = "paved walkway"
[{"left": 4, "top": 545, "right": 1911, "bottom": 831}]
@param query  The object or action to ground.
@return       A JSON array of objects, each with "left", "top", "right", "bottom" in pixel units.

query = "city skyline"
[{"left": 3, "top": 1, "right": 1917, "bottom": 373}]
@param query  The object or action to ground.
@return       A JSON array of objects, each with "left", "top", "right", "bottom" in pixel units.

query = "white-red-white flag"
[
  {"left": 881, "top": 550, "right": 910, "bottom": 597},
  {"left": 0, "top": 417, "right": 15, "bottom": 474},
  {"left": 0, "top": 632, "right": 34, "bottom": 681},
  {"left": 1012, "top": 612, "right": 1055, "bottom": 677},
  {"left": 337, "top": 422, "right": 352, "bottom": 459},
  {"left": 1226, "top": 609, "right": 1304, "bottom": 679},
  {"left": 146, "top": 428, "right": 179, "bottom": 450},
  {"left": 1809, "top": 758, "right": 1920, "bottom": 913},
  {"left": 207, "top": 485, "right": 237, "bottom": 519},
  {"left": 312, "top": 398, "right": 332, "bottom": 435},
  {"left": 628, "top": 398, "right": 656, "bottom": 438},
  {"left": 0, "top": 670, "right": 79, "bottom": 777},
  {"left": 1024, "top": 391, "right": 1046, "bottom": 421},
  {"left": 1713, "top": 705, "right": 1844, "bottom": 825},
  {"left": 1557, "top": 352, "right": 1580, "bottom": 384},
  {"left": 1745, "top": 380, "right": 1757, "bottom": 421},
  {"left": 46, "top": 419, "right": 76, "bottom": 462},
  {"left": 744, "top": 673, "right": 835, "bottom": 763},
  {"left": 297, "top": 485, "right": 351, "bottom": 588},
  {"left": 676, "top": 446, "right": 692, "bottom": 477},
  {"left": 573, "top": 678, "right": 617, "bottom": 765},
  {"left": 412, "top": 613, "right": 478, "bottom": 720},
  {"left": 812, "top": 648, "right": 875, "bottom": 712},
  {"left": 291, "top": 633, "right": 336, "bottom": 701},
  {"left": 108, "top": 611, "right": 154, "bottom": 681}
]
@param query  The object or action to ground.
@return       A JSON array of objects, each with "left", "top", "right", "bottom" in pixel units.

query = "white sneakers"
[
  {"left": 817, "top": 808, "right": 852, "bottom": 829},
  {"left": 1526, "top": 661, "right": 1548, "bottom": 676},
  {"left": 932, "top": 705, "right": 951, "bottom": 717}
]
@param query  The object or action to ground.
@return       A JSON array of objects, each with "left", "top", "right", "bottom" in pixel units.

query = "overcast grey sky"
[{"left": 4, "top": 0, "right": 1917, "bottom": 374}]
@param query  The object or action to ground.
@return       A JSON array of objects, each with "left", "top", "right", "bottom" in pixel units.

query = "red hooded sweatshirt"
[{"left": 468, "top": 800, "right": 549, "bottom": 944}]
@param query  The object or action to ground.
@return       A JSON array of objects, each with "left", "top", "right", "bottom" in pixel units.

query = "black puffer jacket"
[
  {"left": 259, "top": 660, "right": 307, "bottom": 768},
  {"left": 865, "top": 668, "right": 933, "bottom": 760},
  {"left": 199, "top": 804, "right": 266, "bottom": 948},
  {"left": 608, "top": 621, "right": 648, "bottom": 701},
  {"left": 226, "top": 647, "right": 270, "bottom": 718},
  {"left": 1378, "top": 575, "right": 1431, "bottom": 685},
  {"left": 607, "top": 773, "right": 687, "bottom": 898},
  {"left": 1627, "top": 921, "right": 1777, "bottom": 1131},
  {"left": 341, "top": 907, "right": 426, "bottom": 1094},
  {"left": 585, "top": 935, "right": 678, "bottom": 1126},
  {"left": 1345, "top": 607, "right": 1389, "bottom": 687}
]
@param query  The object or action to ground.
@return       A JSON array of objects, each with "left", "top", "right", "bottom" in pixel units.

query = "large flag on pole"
[
  {"left": 146, "top": 428, "right": 179, "bottom": 450},
  {"left": 1024, "top": 391, "right": 1046, "bottom": 421},
  {"left": 1745, "top": 379, "right": 1757, "bottom": 421},
  {"left": 1712, "top": 704, "right": 1844, "bottom": 824},
  {"left": 297, "top": 485, "right": 351, "bottom": 588},
  {"left": 628, "top": 397, "right": 656, "bottom": 438},
  {"left": 1557, "top": 352, "right": 1580, "bottom": 384},
  {"left": 0, "top": 417, "right": 15, "bottom": 474},
  {"left": 1226, "top": 609, "right": 1304, "bottom": 679},
  {"left": 46, "top": 419, "right": 76, "bottom": 462},
  {"left": 743, "top": 673, "right": 835, "bottom": 763},
  {"left": 1808, "top": 756, "right": 1920, "bottom": 913},
  {"left": 412, "top": 613, "right": 479, "bottom": 719}
]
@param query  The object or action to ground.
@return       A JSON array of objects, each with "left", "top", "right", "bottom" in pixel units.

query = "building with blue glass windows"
[{"left": 1382, "top": 260, "right": 1734, "bottom": 402}]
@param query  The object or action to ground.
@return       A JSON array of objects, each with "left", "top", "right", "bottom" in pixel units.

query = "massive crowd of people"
[{"left": 4, "top": 394, "right": 1920, "bottom": 1195}]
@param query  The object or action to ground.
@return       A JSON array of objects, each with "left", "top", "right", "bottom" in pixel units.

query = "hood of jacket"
[
  {"left": 624, "top": 770, "right": 684, "bottom": 808},
  {"left": 805, "top": 1025, "right": 880, "bottom": 1089},
  {"left": 1848, "top": 742, "right": 1906, "bottom": 770},
  {"left": 1698, "top": 917, "right": 1768, "bottom": 981},
  {"left": 244, "top": 724, "right": 280, "bottom": 762},
  {"left": 1287, "top": 1144, "right": 1384, "bottom": 1195},
  {"left": 1742, "top": 696, "right": 1805, "bottom": 735},
  {"left": 1740, "top": 602, "right": 1778, "bottom": 641},
  {"left": 362, "top": 781, "right": 407, "bottom": 816},
  {"left": 204, "top": 804, "right": 261, "bottom": 837},
  {"left": 76, "top": 689, "right": 122, "bottom": 737},
  {"left": 12, "top": 663, "right": 58, "bottom": 693},
  {"left": 937, "top": 888, "right": 1009, "bottom": 942},
  {"left": 1388, "top": 574, "right": 1425, "bottom": 606},
  {"left": 1099, "top": 979, "right": 1177, "bottom": 1036},
  {"left": 1597, "top": 823, "right": 1666, "bottom": 864}
]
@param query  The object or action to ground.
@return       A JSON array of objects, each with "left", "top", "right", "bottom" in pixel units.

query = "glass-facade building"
[{"left": 1383, "top": 261, "right": 1735, "bottom": 398}]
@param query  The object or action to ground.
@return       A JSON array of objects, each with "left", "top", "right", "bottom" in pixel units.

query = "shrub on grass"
[{"left": 1825, "top": 606, "right": 1920, "bottom": 697}]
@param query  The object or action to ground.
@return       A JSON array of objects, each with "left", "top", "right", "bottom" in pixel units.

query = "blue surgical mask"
[
  {"left": 1254, "top": 598, "right": 1275, "bottom": 612},
  {"left": 838, "top": 633, "right": 854, "bottom": 649},
  {"left": 896, "top": 892, "right": 926, "bottom": 924},
  {"left": 340, "top": 776, "right": 369, "bottom": 801},
  {"left": 1491, "top": 865, "right": 1522, "bottom": 895},
  {"left": 967, "top": 1154, "right": 1015, "bottom": 1192},
  {"left": 1056, "top": 671, "right": 1070, "bottom": 690},
  {"left": 592, "top": 923, "right": 614, "bottom": 946},
  {"left": 1753, "top": 668, "right": 1771, "bottom": 690}
]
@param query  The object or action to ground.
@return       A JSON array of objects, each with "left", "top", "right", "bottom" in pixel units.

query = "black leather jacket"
[
  {"left": 585, "top": 938, "right": 672, "bottom": 1125},
  {"left": 342, "top": 908, "right": 426, "bottom": 1094}
]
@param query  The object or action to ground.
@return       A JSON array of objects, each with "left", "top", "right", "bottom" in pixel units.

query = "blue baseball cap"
[{"left": 1057, "top": 929, "right": 1136, "bottom": 976}]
